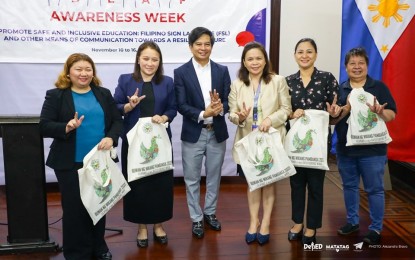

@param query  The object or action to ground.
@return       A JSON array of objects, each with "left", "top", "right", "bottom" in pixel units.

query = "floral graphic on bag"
[
  {"left": 357, "top": 93, "right": 367, "bottom": 104},
  {"left": 139, "top": 122, "right": 160, "bottom": 163},
  {"left": 300, "top": 114, "right": 311, "bottom": 125},
  {"left": 356, "top": 93, "right": 378, "bottom": 132},
  {"left": 358, "top": 108, "right": 378, "bottom": 132},
  {"left": 291, "top": 113, "right": 316, "bottom": 153},
  {"left": 291, "top": 129, "right": 316, "bottom": 153},
  {"left": 91, "top": 159, "right": 113, "bottom": 203},
  {"left": 142, "top": 122, "right": 153, "bottom": 134},
  {"left": 140, "top": 135, "right": 160, "bottom": 163},
  {"left": 249, "top": 136, "right": 274, "bottom": 176}
]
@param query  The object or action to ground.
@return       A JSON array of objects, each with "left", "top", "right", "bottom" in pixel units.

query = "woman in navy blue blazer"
[
  {"left": 40, "top": 53, "right": 122, "bottom": 260},
  {"left": 113, "top": 41, "right": 177, "bottom": 248}
]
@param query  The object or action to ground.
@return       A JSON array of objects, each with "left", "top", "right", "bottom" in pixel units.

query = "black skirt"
[
  {"left": 123, "top": 169, "right": 174, "bottom": 224},
  {"left": 122, "top": 81, "right": 174, "bottom": 223}
]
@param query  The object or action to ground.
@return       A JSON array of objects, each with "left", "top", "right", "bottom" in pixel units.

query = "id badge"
[{"left": 253, "top": 107, "right": 258, "bottom": 122}]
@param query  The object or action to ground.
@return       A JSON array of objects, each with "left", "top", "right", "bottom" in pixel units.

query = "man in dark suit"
[{"left": 174, "top": 27, "right": 231, "bottom": 238}]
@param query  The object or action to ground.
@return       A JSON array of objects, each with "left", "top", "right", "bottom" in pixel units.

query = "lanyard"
[{"left": 252, "top": 82, "right": 261, "bottom": 130}]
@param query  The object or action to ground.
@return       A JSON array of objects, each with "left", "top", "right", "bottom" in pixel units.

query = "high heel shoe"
[
  {"left": 136, "top": 238, "right": 148, "bottom": 248},
  {"left": 245, "top": 232, "right": 257, "bottom": 244},
  {"left": 302, "top": 229, "right": 316, "bottom": 245},
  {"left": 288, "top": 225, "right": 303, "bottom": 241},
  {"left": 137, "top": 226, "right": 148, "bottom": 248},
  {"left": 257, "top": 233, "right": 270, "bottom": 245},
  {"left": 246, "top": 221, "right": 260, "bottom": 244},
  {"left": 153, "top": 231, "right": 168, "bottom": 244}
]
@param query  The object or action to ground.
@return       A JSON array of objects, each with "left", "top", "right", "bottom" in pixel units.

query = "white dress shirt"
[{"left": 192, "top": 58, "right": 213, "bottom": 124}]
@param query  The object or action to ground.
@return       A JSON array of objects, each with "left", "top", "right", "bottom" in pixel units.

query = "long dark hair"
[
  {"left": 238, "top": 41, "right": 274, "bottom": 86},
  {"left": 294, "top": 38, "right": 318, "bottom": 53},
  {"left": 132, "top": 41, "right": 164, "bottom": 84}
]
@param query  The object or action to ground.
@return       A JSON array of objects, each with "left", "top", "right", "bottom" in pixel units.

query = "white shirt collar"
[{"left": 191, "top": 58, "right": 211, "bottom": 71}]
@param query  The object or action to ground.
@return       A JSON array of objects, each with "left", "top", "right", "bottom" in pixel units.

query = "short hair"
[
  {"left": 55, "top": 53, "right": 101, "bottom": 89},
  {"left": 132, "top": 41, "right": 164, "bottom": 84},
  {"left": 188, "top": 27, "right": 215, "bottom": 47},
  {"left": 238, "top": 41, "right": 274, "bottom": 86},
  {"left": 294, "top": 38, "right": 318, "bottom": 53},
  {"left": 344, "top": 47, "right": 369, "bottom": 66}
]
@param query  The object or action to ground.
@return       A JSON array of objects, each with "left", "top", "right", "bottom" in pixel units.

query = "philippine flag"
[{"left": 340, "top": 0, "right": 415, "bottom": 162}]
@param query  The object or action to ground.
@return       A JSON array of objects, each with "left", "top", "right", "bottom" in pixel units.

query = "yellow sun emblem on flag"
[
  {"left": 380, "top": 45, "right": 389, "bottom": 53},
  {"left": 368, "top": 0, "right": 410, "bottom": 28}
]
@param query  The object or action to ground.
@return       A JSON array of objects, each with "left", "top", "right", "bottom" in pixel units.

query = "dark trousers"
[
  {"left": 290, "top": 167, "right": 325, "bottom": 229},
  {"left": 55, "top": 164, "right": 108, "bottom": 260}
]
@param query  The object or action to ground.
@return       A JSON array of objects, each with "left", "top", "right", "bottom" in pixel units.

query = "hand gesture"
[
  {"left": 210, "top": 89, "right": 223, "bottom": 112},
  {"left": 97, "top": 137, "right": 113, "bottom": 150},
  {"left": 204, "top": 101, "right": 224, "bottom": 117},
  {"left": 326, "top": 94, "right": 343, "bottom": 117},
  {"left": 128, "top": 88, "right": 146, "bottom": 109},
  {"left": 203, "top": 90, "right": 223, "bottom": 117},
  {"left": 152, "top": 114, "right": 167, "bottom": 124},
  {"left": 366, "top": 96, "right": 387, "bottom": 115},
  {"left": 259, "top": 117, "right": 272, "bottom": 132},
  {"left": 235, "top": 102, "right": 252, "bottom": 123},
  {"left": 66, "top": 112, "right": 84, "bottom": 133},
  {"left": 291, "top": 108, "right": 305, "bottom": 119},
  {"left": 210, "top": 89, "right": 220, "bottom": 103}
]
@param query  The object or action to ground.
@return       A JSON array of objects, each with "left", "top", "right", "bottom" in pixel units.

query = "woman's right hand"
[
  {"left": 235, "top": 102, "right": 251, "bottom": 123},
  {"left": 66, "top": 112, "right": 84, "bottom": 133},
  {"left": 125, "top": 88, "right": 146, "bottom": 113},
  {"left": 290, "top": 108, "right": 305, "bottom": 119},
  {"left": 128, "top": 88, "right": 146, "bottom": 109}
]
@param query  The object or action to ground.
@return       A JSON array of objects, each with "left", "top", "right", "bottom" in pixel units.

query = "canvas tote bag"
[
  {"left": 346, "top": 88, "right": 392, "bottom": 146},
  {"left": 126, "top": 117, "right": 174, "bottom": 182},
  {"left": 235, "top": 128, "right": 296, "bottom": 192},
  {"left": 78, "top": 146, "right": 131, "bottom": 225},
  {"left": 284, "top": 109, "right": 330, "bottom": 170}
]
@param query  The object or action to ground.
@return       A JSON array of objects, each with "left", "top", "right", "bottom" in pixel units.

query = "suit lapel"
[
  {"left": 210, "top": 61, "right": 219, "bottom": 92},
  {"left": 185, "top": 61, "right": 204, "bottom": 102},
  {"left": 91, "top": 86, "right": 103, "bottom": 106},
  {"left": 62, "top": 89, "right": 75, "bottom": 115}
]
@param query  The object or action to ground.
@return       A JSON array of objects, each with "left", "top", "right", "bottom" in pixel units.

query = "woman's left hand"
[
  {"left": 259, "top": 117, "right": 272, "bottom": 132},
  {"left": 152, "top": 114, "right": 167, "bottom": 124},
  {"left": 98, "top": 137, "right": 113, "bottom": 150},
  {"left": 366, "top": 96, "right": 387, "bottom": 115},
  {"left": 326, "top": 94, "right": 343, "bottom": 117}
]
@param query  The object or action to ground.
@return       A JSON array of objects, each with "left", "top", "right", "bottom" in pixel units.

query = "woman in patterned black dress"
[{"left": 285, "top": 38, "right": 341, "bottom": 245}]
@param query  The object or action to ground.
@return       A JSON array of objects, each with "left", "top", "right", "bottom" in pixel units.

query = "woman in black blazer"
[{"left": 40, "top": 53, "right": 122, "bottom": 260}]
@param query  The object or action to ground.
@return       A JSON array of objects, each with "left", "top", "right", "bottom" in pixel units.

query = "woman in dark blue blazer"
[
  {"left": 113, "top": 41, "right": 177, "bottom": 248},
  {"left": 40, "top": 53, "right": 122, "bottom": 260}
]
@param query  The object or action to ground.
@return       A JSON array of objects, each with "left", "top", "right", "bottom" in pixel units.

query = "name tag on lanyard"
[{"left": 252, "top": 82, "right": 261, "bottom": 131}]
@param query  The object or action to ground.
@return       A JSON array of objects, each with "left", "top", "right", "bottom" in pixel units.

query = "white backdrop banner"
[{"left": 0, "top": 0, "right": 268, "bottom": 63}]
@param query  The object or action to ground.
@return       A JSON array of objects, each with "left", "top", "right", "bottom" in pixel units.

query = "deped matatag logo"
[
  {"left": 325, "top": 244, "right": 350, "bottom": 252},
  {"left": 303, "top": 242, "right": 323, "bottom": 251}
]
